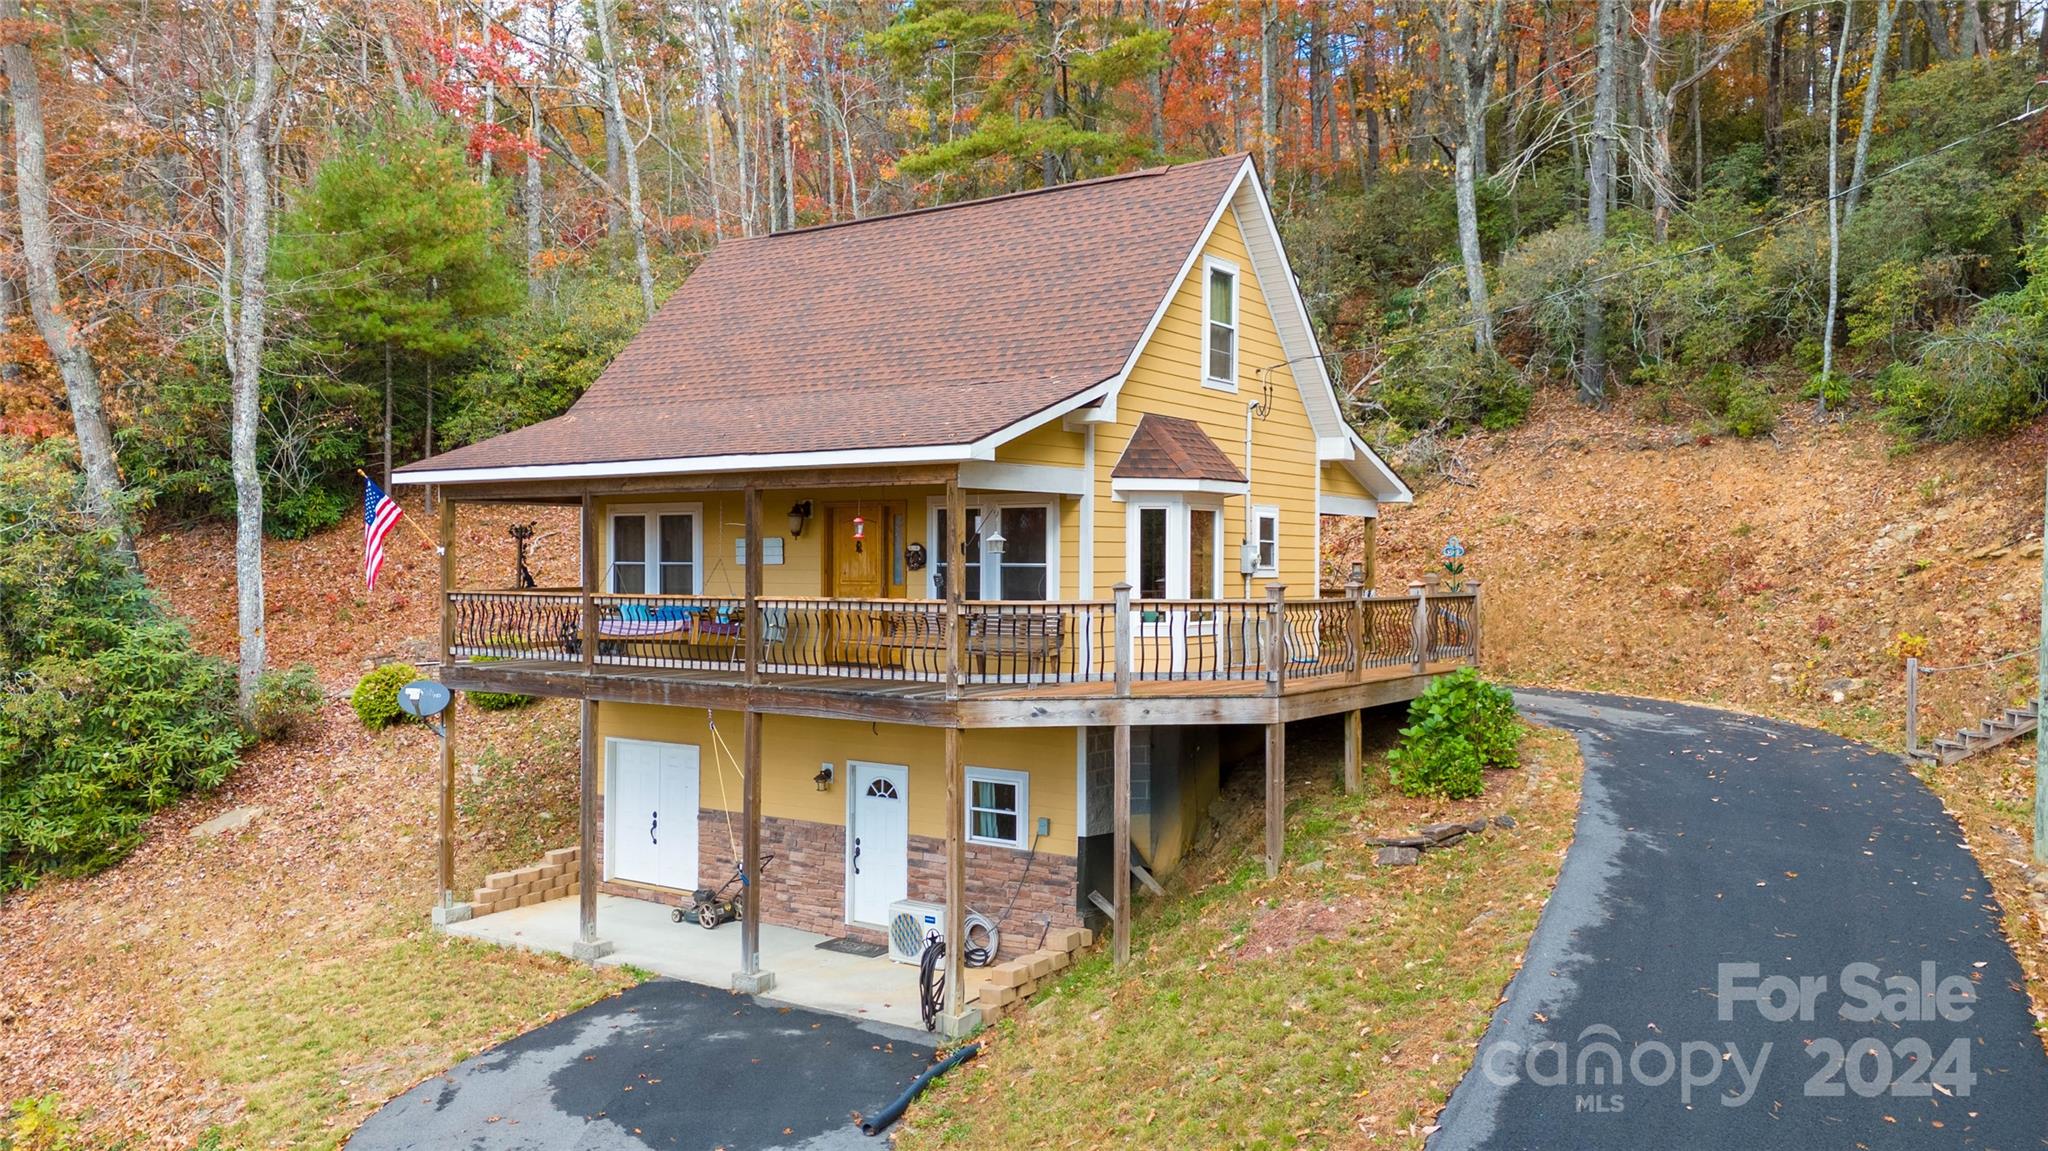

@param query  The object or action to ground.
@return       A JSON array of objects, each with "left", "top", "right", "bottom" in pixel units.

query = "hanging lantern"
[{"left": 981, "top": 506, "right": 1006, "bottom": 556}]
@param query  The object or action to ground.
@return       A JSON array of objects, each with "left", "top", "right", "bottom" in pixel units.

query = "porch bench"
[{"left": 967, "top": 612, "right": 1065, "bottom": 677}]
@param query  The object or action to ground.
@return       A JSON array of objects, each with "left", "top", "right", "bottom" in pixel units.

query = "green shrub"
[
  {"left": 1386, "top": 668, "right": 1519, "bottom": 800},
  {"left": 265, "top": 484, "right": 350, "bottom": 540},
  {"left": 0, "top": 440, "right": 248, "bottom": 891},
  {"left": 1720, "top": 377, "right": 1779, "bottom": 438},
  {"left": 351, "top": 662, "right": 423, "bottom": 729},
  {"left": 250, "top": 664, "right": 325, "bottom": 742},
  {"left": 5, "top": 1093, "right": 80, "bottom": 1151},
  {"left": 469, "top": 689, "right": 536, "bottom": 711}
]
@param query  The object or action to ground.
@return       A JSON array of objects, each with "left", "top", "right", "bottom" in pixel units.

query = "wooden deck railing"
[{"left": 446, "top": 583, "right": 1481, "bottom": 691}]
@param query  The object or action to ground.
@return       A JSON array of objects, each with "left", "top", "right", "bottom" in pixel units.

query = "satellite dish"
[{"left": 397, "top": 679, "right": 452, "bottom": 719}]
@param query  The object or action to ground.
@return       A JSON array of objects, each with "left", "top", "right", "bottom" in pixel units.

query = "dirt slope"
[{"left": 1352, "top": 394, "right": 2048, "bottom": 1038}]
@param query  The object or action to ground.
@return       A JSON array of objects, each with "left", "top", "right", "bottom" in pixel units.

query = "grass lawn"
[{"left": 898, "top": 719, "right": 1582, "bottom": 1149}]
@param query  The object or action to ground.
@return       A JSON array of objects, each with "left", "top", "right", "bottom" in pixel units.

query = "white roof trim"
[
  {"left": 958, "top": 460, "right": 1089, "bottom": 496},
  {"left": 392, "top": 442, "right": 976, "bottom": 485},
  {"left": 1111, "top": 477, "right": 1249, "bottom": 498},
  {"left": 1318, "top": 493, "right": 1379, "bottom": 518}
]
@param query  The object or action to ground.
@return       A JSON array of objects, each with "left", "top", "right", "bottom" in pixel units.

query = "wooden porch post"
[
  {"left": 734, "top": 705, "right": 771, "bottom": 991},
  {"left": 1112, "top": 582, "right": 1132, "bottom": 966},
  {"left": 582, "top": 493, "right": 599, "bottom": 675},
  {"left": 1408, "top": 578, "right": 1428, "bottom": 674},
  {"left": 574, "top": 697, "right": 611, "bottom": 959},
  {"left": 942, "top": 725, "right": 969, "bottom": 1030},
  {"left": 944, "top": 474, "right": 965, "bottom": 699},
  {"left": 744, "top": 487, "right": 762, "bottom": 684},
  {"left": 1468, "top": 579, "right": 1484, "bottom": 664}
]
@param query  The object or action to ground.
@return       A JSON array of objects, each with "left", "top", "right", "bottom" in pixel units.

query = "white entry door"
[
  {"left": 847, "top": 761, "right": 909, "bottom": 926},
  {"left": 608, "top": 739, "right": 700, "bottom": 891}
]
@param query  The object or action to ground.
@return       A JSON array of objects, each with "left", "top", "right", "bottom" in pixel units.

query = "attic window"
[{"left": 1204, "top": 258, "right": 1238, "bottom": 389}]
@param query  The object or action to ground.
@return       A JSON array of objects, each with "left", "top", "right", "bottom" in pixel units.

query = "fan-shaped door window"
[{"left": 865, "top": 778, "right": 900, "bottom": 800}]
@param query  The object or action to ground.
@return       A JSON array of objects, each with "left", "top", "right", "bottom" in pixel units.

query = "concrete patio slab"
[{"left": 445, "top": 894, "right": 930, "bottom": 1031}]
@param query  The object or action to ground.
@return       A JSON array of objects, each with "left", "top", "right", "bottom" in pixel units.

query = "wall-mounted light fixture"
[
  {"left": 787, "top": 500, "right": 813, "bottom": 538},
  {"left": 813, "top": 763, "right": 835, "bottom": 792}
]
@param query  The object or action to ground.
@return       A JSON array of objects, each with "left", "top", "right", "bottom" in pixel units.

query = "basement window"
[{"left": 965, "top": 767, "right": 1029, "bottom": 849}]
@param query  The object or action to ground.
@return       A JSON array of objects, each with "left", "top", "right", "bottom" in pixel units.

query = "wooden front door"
[
  {"left": 828, "top": 505, "right": 888, "bottom": 598},
  {"left": 827, "top": 503, "right": 906, "bottom": 665}
]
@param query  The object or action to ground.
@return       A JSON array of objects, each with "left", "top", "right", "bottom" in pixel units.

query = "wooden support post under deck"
[
  {"left": 581, "top": 493, "right": 599, "bottom": 675},
  {"left": 943, "top": 726, "right": 968, "bottom": 1024},
  {"left": 1344, "top": 708, "right": 1362, "bottom": 796},
  {"left": 743, "top": 488, "right": 762, "bottom": 684},
  {"left": 574, "top": 698, "right": 611, "bottom": 959},
  {"left": 1111, "top": 582, "right": 1132, "bottom": 966},
  {"left": 1265, "top": 718, "right": 1286, "bottom": 879},
  {"left": 734, "top": 706, "right": 770, "bottom": 991},
  {"left": 944, "top": 475, "right": 965, "bottom": 699},
  {"left": 1112, "top": 721, "right": 1132, "bottom": 967},
  {"left": 436, "top": 498, "right": 456, "bottom": 907}
]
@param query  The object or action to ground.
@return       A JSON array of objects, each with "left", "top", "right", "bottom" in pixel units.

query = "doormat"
[{"left": 815, "top": 936, "right": 889, "bottom": 958}]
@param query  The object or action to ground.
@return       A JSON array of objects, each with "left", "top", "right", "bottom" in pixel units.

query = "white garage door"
[{"left": 608, "top": 739, "right": 700, "bottom": 891}]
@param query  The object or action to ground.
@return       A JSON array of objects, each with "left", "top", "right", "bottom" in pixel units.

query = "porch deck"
[{"left": 442, "top": 584, "right": 1481, "bottom": 727}]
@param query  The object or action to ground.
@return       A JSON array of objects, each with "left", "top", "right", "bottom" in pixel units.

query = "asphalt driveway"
[
  {"left": 1433, "top": 691, "right": 2048, "bottom": 1150},
  {"left": 347, "top": 979, "right": 933, "bottom": 1150}
]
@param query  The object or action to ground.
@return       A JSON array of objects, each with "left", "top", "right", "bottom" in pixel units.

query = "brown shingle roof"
[
  {"left": 1109, "top": 413, "right": 1246, "bottom": 483},
  {"left": 399, "top": 154, "right": 1250, "bottom": 477}
]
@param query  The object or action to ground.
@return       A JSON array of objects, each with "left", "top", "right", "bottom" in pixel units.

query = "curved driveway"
[{"left": 1433, "top": 691, "right": 2048, "bottom": 1150}]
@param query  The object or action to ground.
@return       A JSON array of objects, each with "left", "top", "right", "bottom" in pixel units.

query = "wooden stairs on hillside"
[{"left": 1912, "top": 704, "right": 2039, "bottom": 766}]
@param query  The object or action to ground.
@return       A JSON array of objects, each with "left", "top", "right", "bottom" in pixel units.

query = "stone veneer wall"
[{"left": 594, "top": 807, "right": 1079, "bottom": 961}]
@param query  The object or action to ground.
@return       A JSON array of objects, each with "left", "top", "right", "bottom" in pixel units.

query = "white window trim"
[
  {"left": 1201, "top": 255, "right": 1240, "bottom": 393},
  {"left": 1124, "top": 495, "right": 1225, "bottom": 601},
  {"left": 1252, "top": 505, "right": 1280, "bottom": 577},
  {"left": 965, "top": 766, "right": 1030, "bottom": 849},
  {"left": 923, "top": 496, "right": 1062, "bottom": 601},
  {"left": 604, "top": 502, "right": 705, "bottom": 594}
]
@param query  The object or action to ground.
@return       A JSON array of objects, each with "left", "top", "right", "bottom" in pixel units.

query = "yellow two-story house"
[{"left": 395, "top": 154, "right": 1474, "bottom": 1035}]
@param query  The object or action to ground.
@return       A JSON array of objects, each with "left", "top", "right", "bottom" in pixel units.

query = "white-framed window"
[
  {"left": 1202, "top": 256, "right": 1239, "bottom": 390},
  {"left": 606, "top": 503, "right": 703, "bottom": 594},
  {"left": 1252, "top": 506, "right": 1280, "bottom": 576},
  {"left": 928, "top": 499, "right": 1060, "bottom": 601},
  {"left": 1127, "top": 496, "right": 1224, "bottom": 601},
  {"left": 965, "top": 766, "right": 1030, "bottom": 848}
]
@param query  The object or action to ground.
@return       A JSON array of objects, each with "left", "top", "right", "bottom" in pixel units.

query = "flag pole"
[{"left": 359, "top": 468, "right": 445, "bottom": 555}]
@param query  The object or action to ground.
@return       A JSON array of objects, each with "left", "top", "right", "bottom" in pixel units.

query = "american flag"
[{"left": 362, "top": 476, "right": 404, "bottom": 590}]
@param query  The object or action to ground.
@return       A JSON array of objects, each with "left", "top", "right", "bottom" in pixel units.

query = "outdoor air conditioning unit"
[{"left": 887, "top": 899, "right": 946, "bottom": 965}]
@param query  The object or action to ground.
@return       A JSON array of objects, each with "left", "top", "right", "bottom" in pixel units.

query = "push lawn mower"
[{"left": 672, "top": 854, "right": 774, "bottom": 929}]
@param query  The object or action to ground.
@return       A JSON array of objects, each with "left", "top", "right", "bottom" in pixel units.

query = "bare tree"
[
  {"left": 1819, "top": 0, "right": 1853, "bottom": 411},
  {"left": 1847, "top": 0, "right": 1903, "bottom": 221},
  {"left": 223, "top": 0, "right": 282, "bottom": 708},
  {"left": 1580, "top": 0, "right": 1621, "bottom": 406},
  {"left": 1, "top": 0, "right": 134, "bottom": 563},
  {"left": 1431, "top": 0, "right": 1510, "bottom": 351},
  {"left": 1259, "top": 0, "right": 1278, "bottom": 185},
  {"left": 1641, "top": 0, "right": 1749, "bottom": 244},
  {"left": 594, "top": 0, "right": 655, "bottom": 318}
]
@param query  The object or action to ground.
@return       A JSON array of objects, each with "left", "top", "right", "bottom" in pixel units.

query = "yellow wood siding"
[
  {"left": 598, "top": 704, "right": 1080, "bottom": 855},
  {"left": 994, "top": 420, "right": 1085, "bottom": 468},
  {"left": 1321, "top": 462, "right": 1373, "bottom": 501},
  {"left": 1095, "top": 207, "right": 1324, "bottom": 596}
]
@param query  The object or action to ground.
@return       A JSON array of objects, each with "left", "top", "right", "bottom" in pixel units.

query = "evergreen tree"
[{"left": 271, "top": 117, "right": 520, "bottom": 487}]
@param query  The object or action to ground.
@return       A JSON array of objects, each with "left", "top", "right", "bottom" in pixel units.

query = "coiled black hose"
[
  {"left": 859, "top": 1043, "right": 981, "bottom": 1136},
  {"left": 917, "top": 932, "right": 946, "bottom": 1031}
]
